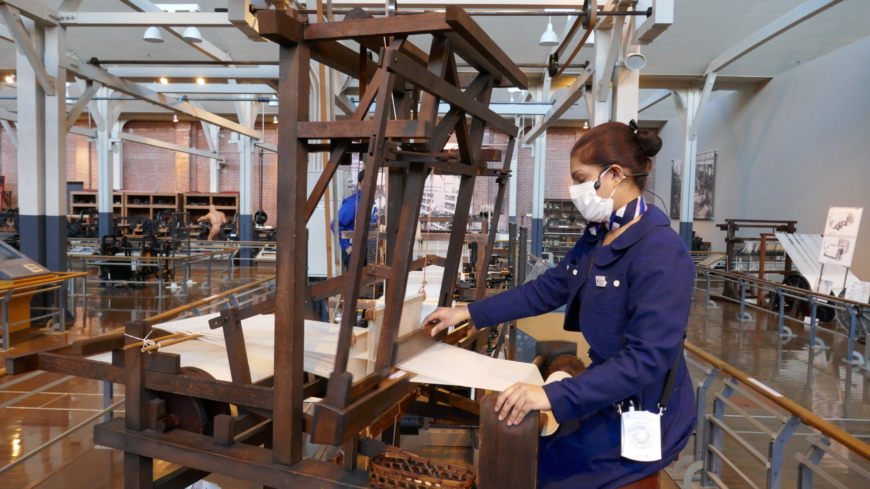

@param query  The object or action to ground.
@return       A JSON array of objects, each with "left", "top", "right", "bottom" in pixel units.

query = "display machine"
[
  {"left": 6, "top": 6, "right": 596, "bottom": 489},
  {"left": 0, "top": 239, "right": 53, "bottom": 341}
]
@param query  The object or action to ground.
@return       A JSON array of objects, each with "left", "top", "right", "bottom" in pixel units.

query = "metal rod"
[
  {"left": 0, "top": 398, "right": 126, "bottom": 475},
  {"left": 0, "top": 376, "right": 76, "bottom": 410},
  {"left": 294, "top": 8, "right": 651, "bottom": 17},
  {"left": 0, "top": 371, "right": 44, "bottom": 391}
]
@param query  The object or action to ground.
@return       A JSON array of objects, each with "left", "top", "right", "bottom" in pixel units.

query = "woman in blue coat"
[{"left": 424, "top": 121, "right": 696, "bottom": 489}]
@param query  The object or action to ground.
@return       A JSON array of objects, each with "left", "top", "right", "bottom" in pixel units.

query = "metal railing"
[
  {"left": 68, "top": 238, "right": 275, "bottom": 267},
  {"left": 680, "top": 343, "right": 870, "bottom": 489},
  {"left": 695, "top": 266, "right": 870, "bottom": 373},
  {"left": 76, "top": 248, "right": 239, "bottom": 298},
  {"left": 0, "top": 275, "right": 276, "bottom": 477}
]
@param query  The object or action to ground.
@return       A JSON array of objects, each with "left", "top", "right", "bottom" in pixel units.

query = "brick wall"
[{"left": 0, "top": 122, "right": 589, "bottom": 231}]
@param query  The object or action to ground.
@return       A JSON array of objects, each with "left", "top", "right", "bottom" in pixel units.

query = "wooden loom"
[{"left": 4, "top": 7, "right": 555, "bottom": 488}]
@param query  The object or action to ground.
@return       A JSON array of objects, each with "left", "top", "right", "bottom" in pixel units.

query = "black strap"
[{"left": 658, "top": 330, "right": 687, "bottom": 411}]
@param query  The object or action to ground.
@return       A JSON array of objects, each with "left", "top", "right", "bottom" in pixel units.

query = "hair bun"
[{"left": 636, "top": 129, "right": 662, "bottom": 157}]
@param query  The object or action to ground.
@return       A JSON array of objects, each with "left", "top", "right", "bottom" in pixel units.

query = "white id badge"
[{"left": 620, "top": 407, "right": 662, "bottom": 462}]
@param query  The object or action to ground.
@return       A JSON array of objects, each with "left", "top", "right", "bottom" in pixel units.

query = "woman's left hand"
[{"left": 495, "top": 382, "right": 552, "bottom": 426}]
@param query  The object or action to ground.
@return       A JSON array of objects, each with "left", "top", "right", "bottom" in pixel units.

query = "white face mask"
[{"left": 569, "top": 170, "right": 622, "bottom": 222}]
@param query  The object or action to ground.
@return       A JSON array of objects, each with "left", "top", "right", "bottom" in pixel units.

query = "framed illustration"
[
  {"left": 823, "top": 207, "right": 862, "bottom": 239},
  {"left": 669, "top": 150, "right": 717, "bottom": 220},
  {"left": 818, "top": 236, "right": 857, "bottom": 267}
]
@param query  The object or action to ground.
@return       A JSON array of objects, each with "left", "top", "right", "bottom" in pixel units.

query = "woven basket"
[{"left": 368, "top": 452, "right": 476, "bottom": 489}]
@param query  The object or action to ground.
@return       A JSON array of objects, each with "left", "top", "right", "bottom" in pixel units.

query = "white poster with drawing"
[
  {"left": 823, "top": 207, "right": 862, "bottom": 238},
  {"left": 818, "top": 207, "right": 862, "bottom": 267}
]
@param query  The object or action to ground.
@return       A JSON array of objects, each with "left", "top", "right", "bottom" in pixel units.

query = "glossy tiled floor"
[
  {"left": 0, "top": 267, "right": 273, "bottom": 489},
  {"left": 2, "top": 271, "right": 869, "bottom": 488}
]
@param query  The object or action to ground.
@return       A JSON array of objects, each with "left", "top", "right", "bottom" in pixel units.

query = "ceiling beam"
[
  {"left": 108, "top": 66, "right": 279, "bottom": 80},
  {"left": 57, "top": 12, "right": 233, "bottom": 27},
  {"left": 0, "top": 0, "right": 59, "bottom": 26},
  {"left": 66, "top": 79, "right": 100, "bottom": 130},
  {"left": 524, "top": 65, "right": 594, "bottom": 144},
  {"left": 229, "top": 0, "right": 264, "bottom": 41},
  {"left": 63, "top": 59, "right": 262, "bottom": 139},
  {"left": 704, "top": 0, "right": 844, "bottom": 75},
  {"left": 0, "top": 120, "right": 17, "bottom": 148},
  {"left": 0, "top": 5, "right": 56, "bottom": 95},
  {"left": 120, "top": 0, "right": 232, "bottom": 61},
  {"left": 119, "top": 131, "right": 222, "bottom": 160},
  {"left": 69, "top": 125, "right": 97, "bottom": 138},
  {"left": 633, "top": 0, "right": 673, "bottom": 45},
  {"left": 638, "top": 89, "right": 671, "bottom": 113},
  {"left": 139, "top": 83, "right": 276, "bottom": 94}
]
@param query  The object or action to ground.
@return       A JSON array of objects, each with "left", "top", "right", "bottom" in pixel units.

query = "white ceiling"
[{"left": 0, "top": 0, "right": 867, "bottom": 118}]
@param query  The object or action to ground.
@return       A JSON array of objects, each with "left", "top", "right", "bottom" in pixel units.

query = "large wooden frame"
[{"left": 6, "top": 7, "right": 538, "bottom": 488}]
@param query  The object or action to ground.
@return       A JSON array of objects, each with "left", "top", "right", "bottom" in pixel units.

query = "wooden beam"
[
  {"left": 444, "top": 5, "right": 528, "bottom": 90},
  {"left": 384, "top": 49, "right": 517, "bottom": 136},
  {"left": 94, "top": 418, "right": 371, "bottom": 488},
  {"left": 297, "top": 120, "right": 431, "bottom": 140},
  {"left": 304, "top": 11, "right": 449, "bottom": 41},
  {"left": 257, "top": 9, "right": 378, "bottom": 82}
]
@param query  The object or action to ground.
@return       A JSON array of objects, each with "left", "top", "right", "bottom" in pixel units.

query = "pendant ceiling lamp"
[
  {"left": 143, "top": 26, "right": 164, "bottom": 43},
  {"left": 539, "top": 17, "right": 559, "bottom": 47}
]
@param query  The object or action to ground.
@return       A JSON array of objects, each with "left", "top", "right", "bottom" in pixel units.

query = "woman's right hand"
[{"left": 422, "top": 307, "right": 471, "bottom": 337}]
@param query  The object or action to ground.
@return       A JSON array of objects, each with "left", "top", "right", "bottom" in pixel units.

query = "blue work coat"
[
  {"left": 468, "top": 205, "right": 696, "bottom": 489},
  {"left": 332, "top": 190, "right": 378, "bottom": 251}
]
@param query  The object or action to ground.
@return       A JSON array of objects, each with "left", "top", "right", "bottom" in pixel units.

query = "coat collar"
[{"left": 591, "top": 205, "right": 670, "bottom": 267}]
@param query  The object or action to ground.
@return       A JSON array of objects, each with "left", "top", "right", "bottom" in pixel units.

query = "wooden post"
[
  {"left": 124, "top": 320, "right": 153, "bottom": 489},
  {"left": 273, "top": 35, "right": 311, "bottom": 466}
]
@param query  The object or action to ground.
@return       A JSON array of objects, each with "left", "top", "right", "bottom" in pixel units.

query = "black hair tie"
[{"left": 628, "top": 119, "right": 639, "bottom": 133}]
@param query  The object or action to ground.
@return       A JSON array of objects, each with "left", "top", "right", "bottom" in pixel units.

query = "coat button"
[
  {"left": 614, "top": 280, "right": 620, "bottom": 287},
  {"left": 573, "top": 270, "right": 578, "bottom": 276}
]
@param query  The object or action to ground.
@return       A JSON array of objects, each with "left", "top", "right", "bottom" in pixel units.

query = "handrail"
[
  {"left": 696, "top": 265, "right": 870, "bottom": 309},
  {"left": 79, "top": 248, "right": 241, "bottom": 262},
  {"left": 97, "top": 276, "right": 276, "bottom": 337},
  {"left": 0, "top": 271, "right": 87, "bottom": 293},
  {"left": 144, "top": 275, "right": 275, "bottom": 325},
  {"left": 684, "top": 342, "right": 870, "bottom": 464}
]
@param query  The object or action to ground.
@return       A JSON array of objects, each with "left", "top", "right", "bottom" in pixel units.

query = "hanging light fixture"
[
  {"left": 196, "top": 77, "right": 205, "bottom": 85},
  {"left": 273, "top": 116, "right": 278, "bottom": 124},
  {"left": 4, "top": 73, "right": 15, "bottom": 84},
  {"left": 182, "top": 26, "right": 203, "bottom": 43},
  {"left": 173, "top": 113, "right": 179, "bottom": 123},
  {"left": 539, "top": 17, "right": 559, "bottom": 47},
  {"left": 143, "top": 26, "right": 164, "bottom": 43},
  {"left": 583, "top": 121, "right": 589, "bottom": 130},
  {"left": 159, "top": 77, "right": 168, "bottom": 84}
]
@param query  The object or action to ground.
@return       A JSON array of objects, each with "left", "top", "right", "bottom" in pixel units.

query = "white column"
[
  {"left": 612, "top": 19, "right": 640, "bottom": 125},
  {"left": 111, "top": 120, "right": 126, "bottom": 190},
  {"left": 44, "top": 23, "right": 67, "bottom": 271},
  {"left": 673, "top": 87, "right": 701, "bottom": 246},
  {"left": 16, "top": 18, "right": 47, "bottom": 264},
  {"left": 508, "top": 116, "right": 519, "bottom": 222},
  {"left": 95, "top": 87, "right": 114, "bottom": 234},
  {"left": 591, "top": 27, "right": 612, "bottom": 126},
  {"left": 531, "top": 73, "right": 550, "bottom": 257}
]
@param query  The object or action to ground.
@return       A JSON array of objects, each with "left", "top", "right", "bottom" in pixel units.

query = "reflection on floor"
[{"left": 1, "top": 273, "right": 869, "bottom": 488}]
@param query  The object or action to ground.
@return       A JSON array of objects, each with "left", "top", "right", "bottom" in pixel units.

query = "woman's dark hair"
[{"left": 570, "top": 121, "right": 662, "bottom": 190}]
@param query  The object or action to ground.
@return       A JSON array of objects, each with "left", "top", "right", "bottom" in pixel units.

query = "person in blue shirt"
[
  {"left": 333, "top": 169, "right": 379, "bottom": 272},
  {"left": 423, "top": 121, "right": 696, "bottom": 489}
]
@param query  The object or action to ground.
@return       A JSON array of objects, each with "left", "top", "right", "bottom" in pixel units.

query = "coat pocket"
[{"left": 581, "top": 273, "right": 627, "bottom": 315}]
